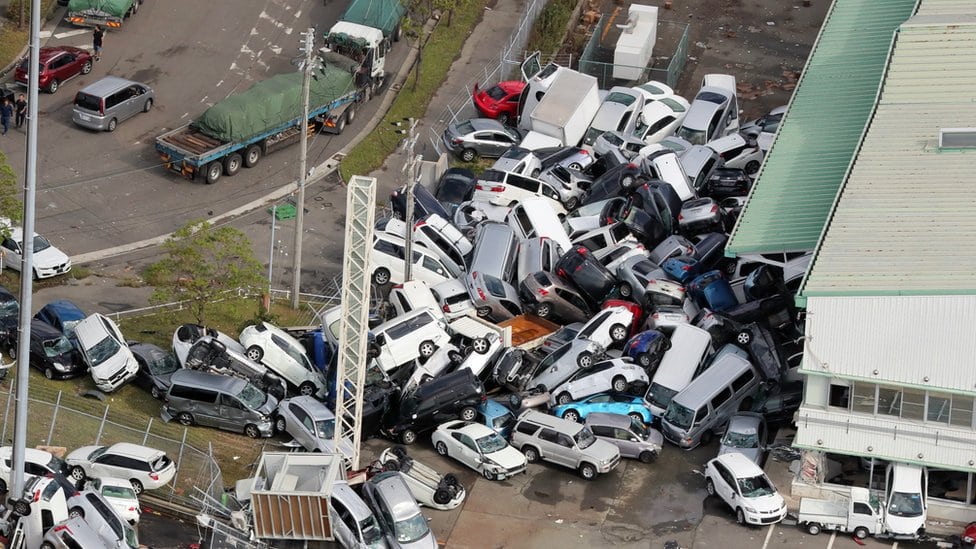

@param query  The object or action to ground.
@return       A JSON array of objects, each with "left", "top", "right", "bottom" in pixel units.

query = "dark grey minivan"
[{"left": 73, "top": 76, "right": 154, "bottom": 132}]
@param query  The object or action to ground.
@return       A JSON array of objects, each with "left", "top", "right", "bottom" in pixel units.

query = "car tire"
[
  {"left": 435, "top": 441, "right": 448, "bottom": 456},
  {"left": 637, "top": 352, "right": 652, "bottom": 368},
  {"left": 638, "top": 450, "right": 656, "bottom": 464},
  {"left": 130, "top": 479, "right": 144, "bottom": 495},
  {"left": 448, "top": 350, "right": 464, "bottom": 364},
  {"left": 13, "top": 498, "right": 30, "bottom": 516},
  {"left": 244, "top": 424, "right": 261, "bottom": 438},
  {"left": 577, "top": 351, "right": 593, "bottom": 368},
  {"left": 143, "top": 98, "right": 153, "bottom": 113},
  {"left": 735, "top": 508, "right": 745, "bottom": 525},
  {"left": 569, "top": 162, "right": 583, "bottom": 171},
  {"left": 41, "top": 544, "right": 54, "bottom": 549},
  {"left": 736, "top": 330, "right": 752, "bottom": 346},
  {"left": 177, "top": 412, "right": 194, "bottom": 426},
  {"left": 557, "top": 392, "right": 572, "bottom": 405},
  {"left": 460, "top": 148, "right": 477, "bottom": 162},
  {"left": 535, "top": 302, "right": 552, "bottom": 319},
  {"left": 807, "top": 523, "right": 821, "bottom": 535},
  {"left": 81, "top": 60, "right": 92, "bottom": 75},
  {"left": 205, "top": 161, "right": 222, "bottom": 184},
  {"left": 579, "top": 462, "right": 597, "bottom": 480},
  {"left": 345, "top": 105, "right": 357, "bottom": 125},
  {"left": 610, "top": 323, "right": 628, "bottom": 342},
  {"left": 522, "top": 446, "right": 539, "bottom": 463},
  {"left": 467, "top": 338, "right": 487, "bottom": 355},
  {"left": 224, "top": 153, "right": 243, "bottom": 177},
  {"left": 70, "top": 466, "right": 87, "bottom": 482},
  {"left": 43, "top": 367, "right": 54, "bottom": 380},
  {"left": 245, "top": 345, "right": 264, "bottom": 362},
  {"left": 628, "top": 412, "right": 644, "bottom": 423},
  {"left": 68, "top": 506, "right": 84, "bottom": 518},
  {"left": 853, "top": 526, "right": 869, "bottom": 540},
  {"left": 482, "top": 468, "right": 496, "bottom": 481},
  {"left": 7, "top": 346, "right": 14, "bottom": 360},
  {"left": 334, "top": 114, "right": 346, "bottom": 134},
  {"left": 611, "top": 376, "right": 628, "bottom": 393},
  {"left": 298, "top": 381, "right": 316, "bottom": 397},
  {"left": 705, "top": 478, "right": 716, "bottom": 496},
  {"left": 372, "top": 268, "right": 391, "bottom": 285},
  {"left": 382, "top": 458, "right": 400, "bottom": 472},
  {"left": 0, "top": 479, "right": 6, "bottom": 492},
  {"left": 418, "top": 340, "right": 436, "bottom": 358},
  {"left": 433, "top": 487, "right": 452, "bottom": 505},
  {"left": 565, "top": 196, "right": 579, "bottom": 210},
  {"left": 151, "top": 385, "right": 162, "bottom": 399},
  {"left": 476, "top": 306, "right": 491, "bottom": 317},
  {"left": 244, "top": 144, "right": 262, "bottom": 168},
  {"left": 400, "top": 429, "right": 417, "bottom": 445},
  {"left": 562, "top": 410, "right": 580, "bottom": 423},
  {"left": 535, "top": 384, "right": 547, "bottom": 393},
  {"left": 700, "top": 429, "right": 713, "bottom": 446},
  {"left": 47, "top": 79, "right": 59, "bottom": 94},
  {"left": 107, "top": 118, "right": 118, "bottom": 132},
  {"left": 459, "top": 406, "right": 477, "bottom": 422},
  {"left": 508, "top": 393, "right": 523, "bottom": 409},
  {"left": 745, "top": 160, "right": 761, "bottom": 175},
  {"left": 275, "top": 416, "right": 287, "bottom": 434},
  {"left": 619, "top": 283, "right": 632, "bottom": 298}
]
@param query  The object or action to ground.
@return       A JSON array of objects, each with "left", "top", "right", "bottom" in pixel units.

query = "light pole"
[
  {"left": 395, "top": 118, "right": 419, "bottom": 281},
  {"left": 291, "top": 28, "right": 315, "bottom": 309}
]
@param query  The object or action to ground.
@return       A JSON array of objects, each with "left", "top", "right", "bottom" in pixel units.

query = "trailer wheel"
[
  {"left": 806, "top": 523, "right": 821, "bottom": 535},
  {"left": 244, "top": 144, "right": 262, "bottom": 168},
  {"left": 224, "top": 153, "right": 243, "bottom": 177},
  {"left": 205, "top": 162, "right": 222, "bottom": 184},
  {"left": 853, "top": 527, "right": 869, "bottom": 539},
  {"left": 394, "top": 24, "right": 402, "bottom": 42},
  {"left": 346, "top": 105, "right": 356, "bottom": 124},
  {"left": 334, "top": 115, "right": 346, "bottom": 135}
]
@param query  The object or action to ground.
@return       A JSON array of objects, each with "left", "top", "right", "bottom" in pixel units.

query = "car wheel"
[
  {"left": 433, "top": 487, "right": 452, "bottom": 505},
  {"left": 68, "top": 506, "right": 84, "bottom": 518},
  {"left": 418, "top": 340, "right": 436, "bottom": 358},
  {"left": 43, "top": 367, "right": 54, "bottom": 380},
  {"left": 7, "top": 346, "right": 14, "bottom": 360},
  {"left": 459, "top": 406, "right": 477, "bottom": 422},
  {"left": 535, "top": 302, "right": 552, "bottom": 319},
  {"left": 400, "top": 429, "right": 417, "bottom": 445},
  {"left": 807, "top": 523, "right": 821, "bottom": 535},
  {"left": 223, "top": 153, "right": 243, "bottom": 177},
  {"left": 275, "top": 416, "right": 287, "bottom": 433},
  {"left": 70, "top": 466, "right": 87, "bottom": 482},
  {"left": 41, "top": 544, "right": 55, "bottom": 549},
  {"left": 565, "top": 196, "right": 579, "bottom": 210},
  {"left": 150, "top": 385, "right": 162, "bottom": 399},
  {"left": 611, "top": 376, "right": 628, "bottom": 393},
  {"left": 333, "top": 114, "right": 346, "bottom": 134},
  {"left": 496, "top": 113, "right": 510, "bottom": 126},
  {"left": 853, "top": 526, "right": 869, "bottom": 540},
  {"left": 508, "top": 392, "right": 523, "bottom": 409},
  {"left": 372, "top": 268, "right": 391, "bottom": 285},
  {"left": 579, "top": 462, "right": 597, "bottom": 480},
  {"left": 47, "top": 79, "right": 59, "bottom": 94},
  {"left": 244, "top": 144, "right": 262, "bottom": 168},
  {"left": 557, "top": 392, "right": 572, "bottom": 405},
  {"left": 0, "top": 479, "right": 6, "bottom": 492},
  {"left": 736, "top": 330, "right": 752, "bottom": 346},
  {"left": 619, "top": 283, "right": 632, "bottom": 298},
  {"left": 460, "top": 148, "right": 476, "bottom": 162},
  {"left": 744, "top": 160, "right": 761, "bottom": 175},
  {"left": 435, "top": 441, "right": 448, "bottom": 456},
  {"left": 81, "top": 60, "right": 92, "bottom": 74},
  {"left": 522, "top": 446, "right": 539, "bottom": 463},
  {"left": 244, "top": 424, "right": 261, "bottom": 438},
  {"left": 245, "top": 345, "right": 264, "bottom": 362},
  {"left": 345, "top": 105, "right": 356, "bottom": 124},
  {"left": 476, "top": 306, "right": 491, "bottom": 317},
  {"left": 130, "top": 479, "right": 143, "bottom": 495},
  {"left": 577, "top": 351, "right": 593, "bottom": 368},
  {"left": 472, "top": 337, "right": 489, "bottom": 354},
  {"left": 563, "top": 410, "right": 580, "bottom": 423},
  {"left": 638, "top": 450, "right": 656, "bottom": 464},
  {"left": 705, "top": 478, "right": 716, "bottom": 496},
  {"left": 610, "top": 323, "right": 628, "bottom": 342},
  {"left": 531, "top": 169, "right": 541, "bottom": 178},
  {"left": 700, "top": 429, "right": 713, "bottom": 446},
  {"left": 12, "top": 498, "right": 30, "bottom": 516},
  {"left": 448, "top": 350, "right": 464, "bottom": 364},
  {"left": 205, "top": 161, "right": 222, "bottom": 184},
  {"left": 298, "top": 381, "right": 316, "bottom": 397},
  {"left": 482, "top": 468, "right": 496, "bottom": 481},
  {"left": 569, "top": 162, "right": 583, "bottom": 171},
  {"left": 107, "top": 118, "right": 118, "bottom": 132},
  {"left": 735, "top": 508, "right": 745, "bottom": 525},
  {"left": 637, "top": 352, "right": 652, "bottom": 368},
  {"left": 628, "top": 412, "right": 644, "bottom": 423},
  {"left": 177, "top": 412, "right": 194, "bottom": 426},
  {"left": 142, "top": 98, "right": 153, "bottom": 112}
]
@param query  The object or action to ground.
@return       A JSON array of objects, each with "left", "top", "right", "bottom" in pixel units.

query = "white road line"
[
  {"left": 892, "top": 543, "right": 899, "bottom": 549},
  {"left": 53, "top": 29, "right": 88, "bottom": 39},
  {"left": 761, "top": 525, "right": 775, "bottom": 549},
  {"left": 826, "top": 531, "right": 836, "bottom": 549},
  {"left": 39, "top": 31, "right": 52, "bottom": 39},
  {"left": 199, "top": 96, "right": 208, "bottom": 103},
  {"left": 180, "top": 112, "right": 189, "bottom": 119},
  {"left": 269, "top": 45, "right": 282, "bottom": 55},
  {"left": 294, "top": 10, "right": 301, "bottom": 18},
  {"left": 284, "top": 27, "right": 293, "bottom": 35},
  {"left": 215, "top": 80, "right": 223, "bottom": 88}
]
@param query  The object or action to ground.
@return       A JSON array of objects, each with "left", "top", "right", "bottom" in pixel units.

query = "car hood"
[
  {"left": 66, "top": 445, "right": 100, "bottom": 465},
  {"left": 747, "top": 492, "right": 785, "bottom": 512},
  {"left": 34, "top": 245, "right": 70, "bottom": 269},
  {"left": 485, "top": 445, "right": 527, "bottom": 469},
  {"left": 585, "top": 439, "right": 620, "bottom": 463},
  {"left": 257, "top": 395, "right": 279, "bottom": 416},
  {"left": 90, "top": 347, "right": 135, "bottom": 377},
  {"left": 718, "top": 446, "right": 762, "bottom": 465}
]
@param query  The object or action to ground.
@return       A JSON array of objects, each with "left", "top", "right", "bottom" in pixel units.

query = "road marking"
[
  {"left": 294, "top": 10, "right": 302, "bottom": 18},
  {"left": 199, "top": 96, "right": 208, "bottom": 103},
  {"left": 826, "top": 531, "right": 836, "bottom": 549},
  {"left": 53, "top": 29, "right": 89, "bottom": 39},
  {"left": 215, "top": 80, "right": 223, "bottom": 88},
  {"left": 892, "top": 543, "right": 899, "bottom": 549},
  {"left": 761, "top": 524, "right": 775, "bottom": 549},
  {"left": 180, "top": 112, "right": 189, "bottom": 119},
  {"left": 39, "top": 31, "right": 52, "bottom": 39}
]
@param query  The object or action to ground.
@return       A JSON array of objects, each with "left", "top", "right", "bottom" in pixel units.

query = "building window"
[
  {"left": 877, "top": 386, "right": 899, "bottom": 417},
  {"left": 928, "top": 469, "right": 971, "bottom": 504},
  {"left": 901, "top": 388, "right": 925, "bottom": 421},
  {"left": 928, "top": 395, "right": 951, "bottom": 424},
  {"left": 828, "top": 383, "right": 850, "bottom": 410},
  {"left": 852, "top": 382, "right": 876, "bottom": 415},
  {"left": 950, "top": 395, "right": 974, "bottom": 429}
]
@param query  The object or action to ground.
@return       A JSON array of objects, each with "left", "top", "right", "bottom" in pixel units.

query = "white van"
[
  {"left": 75, "top": 313, "right": 139, "bottom": 393},
  {"left": 639, "top": 147, "right": 695, "bottom": 201},
  {"left": 517, "top": 236, "right": 564, "bottom": 283},
  {"left": 507, "top": 197, "right": 572, "bottom": 251},
  {"left": 372, "top": 308, "right": 451, "bottom": 374},
  {"left": 413, "top": 213, "right": 472, "bottom": 273},
  {"left": 370, "top": 232, "right": 454, "bottom": 286},
  {"left": 471, "top": 169, "right": 567, "bottom": 216},
  {"left": 644, "top": 324, "right": 714, "bottom": 417},
  {"left": 388, "top": 280, "right": 443, "bottom": 320},
  {"left": 431, "top": 278, "right": 476, "bottom": 320}
]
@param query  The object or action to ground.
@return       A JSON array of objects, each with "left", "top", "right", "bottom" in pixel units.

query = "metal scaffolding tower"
[{"left": 332, "top": 175, "right": 376, "bottom": 470}]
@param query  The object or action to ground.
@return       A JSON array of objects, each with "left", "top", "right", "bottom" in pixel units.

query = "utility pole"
[
  {"left": 396, "top": 118, "right": 419, "bottom": 281},
  {"left": 10, "top": 0, "right": 42, "bottom": 502},
  {"left": 291, "top": 27, "right": 315, "bottom": 309}
]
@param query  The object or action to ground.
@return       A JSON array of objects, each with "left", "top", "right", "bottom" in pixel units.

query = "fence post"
[
  {"left": 95, "top": 405, "right": 109, "bottom": 445},
  {"left": 1, "top": 387, "right": 12, "bottom": 444},
  {"left": 47, "top": 390, "right": 62, "bottom": 444},
  {"left": 142, "top": 417, "right": 153, "bottom": 445},
  {"left": 170, "top": 427, "right": 188, "bottom": 496}
]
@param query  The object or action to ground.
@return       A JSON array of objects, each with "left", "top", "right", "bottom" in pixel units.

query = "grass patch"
[
  {"left": 524, "top": 0, "right": 578, "bottom": 57},
  {"left": 0, "top": 265, "right": 93, "bottom": 291},
  {"left": 338, "top": 2, "right": 486, "bottom": 181},
  {"left": 0, "top": 0, "right": 60, "bottom": 68}
]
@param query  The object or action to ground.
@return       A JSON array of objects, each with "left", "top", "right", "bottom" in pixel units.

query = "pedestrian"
[
  {"left": 93, "top": 25, "right": 104, "bottom": 61},
  {"left": 14, "top": 94, "right": 26, "bottom": 129},
  {"left": 0, "top": 99, "right": 12, "bottom": 136}
]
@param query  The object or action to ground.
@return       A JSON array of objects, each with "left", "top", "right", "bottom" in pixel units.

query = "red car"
[
  {"left": 472, "top": 80, "right": 525, "bottom": 125},
  {"left": 15, "top": 46, "right": 93, "bottom": 94}
]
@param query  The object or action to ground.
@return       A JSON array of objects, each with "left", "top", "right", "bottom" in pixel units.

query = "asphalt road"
[{"left": 0, "top": 0, "right": 407, "bottom": 258}]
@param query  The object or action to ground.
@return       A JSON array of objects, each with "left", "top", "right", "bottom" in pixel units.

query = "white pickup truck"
[{"left": 798, "top": 487, "right": 884, "bottom": 539}]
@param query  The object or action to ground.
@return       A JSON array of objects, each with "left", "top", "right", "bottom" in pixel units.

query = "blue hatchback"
[
  {"left": 687, "top": 270, "right": 737, "bottom": 311},
  {"left": 623, "top": 329, "right": 671, "bottom": 371},
  {"left": 33, "top": 299, "right": 85, "bottom": 349},
  {"left": 551, "top": 393, "right": 654, "bottom": 424},
  {"left": 479, "top": 399, "right": 517, "bottom": 439}
]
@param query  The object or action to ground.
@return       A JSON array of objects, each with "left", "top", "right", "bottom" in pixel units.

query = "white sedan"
[
  {"left": 85, "top": 476, "right": 141, "bottom": 524},
  {"left": 633, "top": 95, "right": 690, "bottom": 145},
  {"left": 431, "top": 420, "right": 527, "bottom": 481},
  {"left": 550, "top": 358, "right": 649, "bottom": 405}
]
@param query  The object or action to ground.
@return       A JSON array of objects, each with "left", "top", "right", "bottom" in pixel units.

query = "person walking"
[
  {"left": 93, "top": 25, "right": 104, "bottom": 61},
  {"left": 0, "top": 99, "right": 12, "bottom": 135},
  {"left": 14, "top": 94, "right": 27, "bottom": 129}
]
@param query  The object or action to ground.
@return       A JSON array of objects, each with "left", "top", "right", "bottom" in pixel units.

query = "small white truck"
[{"left": 798, "top": 487, "right": 884, "bottom": 539}]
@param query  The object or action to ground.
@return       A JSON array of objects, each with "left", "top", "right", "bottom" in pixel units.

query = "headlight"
[
  {"left": 52, "top": 362, "right": 66, "bottom": 371},
  {"left": 743, "top": 505, "right": 756, "bottom": 513}
]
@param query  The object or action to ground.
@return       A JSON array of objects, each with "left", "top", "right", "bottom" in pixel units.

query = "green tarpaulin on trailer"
[
  {"left": 67, "top": 0, "right": 135, "bottom": 18},
  {"left": 341, "top": 0, "right": 406, "bottom": 36},
  {"left": 193, "top": 54, "right": 358, "bottom": 143}
]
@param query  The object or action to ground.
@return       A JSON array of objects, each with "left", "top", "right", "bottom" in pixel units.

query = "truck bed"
[
  {"left": 497, "top": 315, "right": 560, "bottom": 349},
  {"left": 157, "top": 126, "right": 226, "bottom": 156},
  {"left": 798, "top": 497, "right": 849, "bottom": 522}
]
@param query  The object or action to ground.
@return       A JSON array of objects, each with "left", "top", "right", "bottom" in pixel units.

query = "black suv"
[
  {"left": 384, "top": 368, "right": 486, "bottom": 445},
  {"left": 555, "top": 246, "right": 619, "bottom": 308}
]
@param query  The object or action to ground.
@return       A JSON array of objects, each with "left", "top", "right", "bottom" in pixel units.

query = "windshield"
[
  {"left": 43, "top": 336, "right": 73, "bottom": 357},
  {"left": 275, "top": 337, "right": 314, "bottom": 370},
  {"left": 0, "top": 299, "right": 17, "bottom": 317},
  {"left": 483, "top": 275, "right": 507, "bottom": 298},
  {"left": 888, "top": 491, "right": 924, "bottom": 517},
  {"left": 314, "top": 418, "right": 335, "bottom": 439},
  {"left": 62, "top": 318, "right": 81, "bottom": 339},
  {"left": 486, "top": 85, "right": 507, "bottom": 100},
  {"left": 360, "top": 515, "right": 384, "bottom": 545},
  {"left": 723, "top": 430, "right": 759, "bottom": 448},
  {"left": 476, "top": 432, "right": 508, "bottom": 454},
  {"left": 493, "top": 412, "right": 515, "bottom": 432},
  {"left": 601, "top": 132, "right": 623, "bottom": 146},
  {"left": 394, "top": 512, "right": 430, "bottom": 544},
  {"left": 575, "top": 427, "right": 596, "bottom": 449},
  {"left": 46, "top": 454, "right": 69, "bottom": 476},
  {"left": 583, "top": 127, "right": 604, "bottom": 146},
  {"left": 606, "top": 91, "right": 636, "bottom": 106},
  {"left": 663, "top": 401, "right": 694, "bottom": 430},
  {"left": 33, "top": 235, "right": 51, "bottom": 253},
  {"left": 236, "top": 383, "right": 267, "bottom": 410},
  {"left": 150, "top": 352, "right": 180, "bottom": 375},
  {"left": 676, "top": 125, "right": 707, "bottom": 145},
  {"left": 86, "top": 336, "right": 121, "bottom": 367},
  {"left": 737, "top": 474, "right": 776, "bottom": 498},
  {"left": 102, "top": 484, "right": 137, "bottom": 500},
  {"left": 648, "top": 383, "right": 679, "bottom": 411}
]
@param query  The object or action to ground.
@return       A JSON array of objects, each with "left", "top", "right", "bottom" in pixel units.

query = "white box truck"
[{"left": 525, "top": 70, "right": 601, "bottom": 149}]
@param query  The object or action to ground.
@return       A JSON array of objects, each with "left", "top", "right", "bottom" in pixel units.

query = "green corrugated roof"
[
  {"left": 725, "top": 0, "right": 918, "bottom": 256},
  {"left": 801, "top": 6, "right": 976, "bottom": 298}
]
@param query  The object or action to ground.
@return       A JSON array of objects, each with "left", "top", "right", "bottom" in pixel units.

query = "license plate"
[{"left": 79, "top": 114, "right": 90, "bottom": 121}]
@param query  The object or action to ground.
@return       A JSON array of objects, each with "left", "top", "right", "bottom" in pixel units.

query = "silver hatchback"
[
  {"left": 72, "top": 76, "right": 154, "bottom": 132},
  {"left": 518, "top": 270, "right": 592, "bottom": 323}
]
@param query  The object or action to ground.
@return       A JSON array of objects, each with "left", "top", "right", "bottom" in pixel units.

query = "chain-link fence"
[
  {"left": 579, "top": 17, "right": 690, "bottom": 89},
  {"left": 0, "top": 386, "right": 223, "bottom": 509}
]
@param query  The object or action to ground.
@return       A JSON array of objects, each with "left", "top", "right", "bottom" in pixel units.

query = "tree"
[
  {"left": 0, "top": 150, "right": 24, "bottom": 227},
  {"left": 145, "top": 220, "right": 265, "bottom": 324}
]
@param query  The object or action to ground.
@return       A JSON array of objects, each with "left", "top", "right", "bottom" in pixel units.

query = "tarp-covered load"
[
  {"left": 341, "top": 0, "right": 406, "bottom": 37},
  {"left": 67, "top": 0, "right": 135, "bottom": 19},
  {"left": 193, "top": 54, "right": 358, "bottom": 143}
]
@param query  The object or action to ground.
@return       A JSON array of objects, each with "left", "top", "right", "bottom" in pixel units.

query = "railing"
[{"left": 578, "top": 18, "right": 690, "bottom": 89}]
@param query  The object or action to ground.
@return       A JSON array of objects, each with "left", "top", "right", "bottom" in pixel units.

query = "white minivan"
[
  {"left": 371, "top": 232, "right": 455, "bottom": 286},
  {"left": 372, "top": 308, "right": 452, "bottom": 374},
  {"left": 644, "top": 324, "right": 714, "bottom": 417},
  {"left": 75, "top": 313, "right": 139, "bottom": 393},
  {"left": 506, "top": 197, "right": 572, "bottom": 251},
  {"left": 388, "top": 280, "right": 443, "bottom": 320}
]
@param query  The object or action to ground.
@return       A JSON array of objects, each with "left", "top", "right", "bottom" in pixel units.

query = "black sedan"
[
  {"left": 11, "top": 319, "right": 87, "bottom": 380},
  {"left": 130, "top": 342, "right": 180, "bottom": 399}
]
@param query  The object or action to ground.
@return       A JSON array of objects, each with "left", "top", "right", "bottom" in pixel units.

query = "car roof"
[
  {"left": 288, "top": 395, "right": 335, "bottom": 420},
  {"left": 682, "top": 99, "right": 725, "bottom": 131},
  {"left": 726, "top": 412, "right": 763, "bottom": 434},
  {"left": 37, "top": 46, "right": 83, "bottom": 62},
  {"left": 449, "top": 420, "right": 494, "bottom": 437},
  {"left": 30, "top": 319, "right": 64, "bottom": 339},
  {"left": 467, "top": 118, "right": 505, "bottom": 132},
  {"left": 0, "top": 446, "right": 55, "bottom": 463},
  {"left": 107, "top": 442, "right": 163, "bottom": 460},
  {"left": 78, "top": 75, "right": 144, "bottom": 97},
  {"left": 518, "top": 409, "right": 583, "bottom": 434},
  {"left": 39, "top": 299, "right": 84, "bottom": 319},
  {"left": 493, "top": 80, "right": 525, "bottom": 94},
  {"left": 713, "top": 452, "right": 764, "bottom": 476},
  {"left": 369, "top": 472, "right": 420, "bottom": 520},
  {"left": 171, "top": 368, "right": 248, "bottom": 391},
  {"left": 585, "top": 411, "right": 634, "bottom": 428}
]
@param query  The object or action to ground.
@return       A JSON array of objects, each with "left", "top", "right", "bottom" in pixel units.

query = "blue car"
[
  {"left": 623, "top": 330, "right": 671, "bottom": 370},
  {"left": 33, "top": 299, "right": 85, "bottom": 349},
  {"left": 661, "top": 255, "right": 701, "bottom": 284},
  {"left": 686, "top": 270, "right": 737, "bottom": 312},
  {"left": 551, "top": 393, "right": 653, "bottom": 424},
  {"left": 479, "top": 399, "right": 516, "bottom": 439}
]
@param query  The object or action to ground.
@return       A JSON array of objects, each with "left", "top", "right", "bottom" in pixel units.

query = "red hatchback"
[
  {"left": 472, "top": 80, "right": 525, "bottom": 125},
  {"left": 15, "top": 46, "right": 93, "bottom": 94}
]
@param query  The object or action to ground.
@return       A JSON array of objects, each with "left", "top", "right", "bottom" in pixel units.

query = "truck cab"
[{"left": 325, "top": 21, "right": 387, "bottom": 91}]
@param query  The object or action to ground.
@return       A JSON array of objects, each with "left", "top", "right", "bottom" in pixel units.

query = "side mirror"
[
  {"left": 474, "top": 456, "right": 483, "bottom": 464},
  {"left": 629, "top": 437, "right": 639, "bottom": 442}
]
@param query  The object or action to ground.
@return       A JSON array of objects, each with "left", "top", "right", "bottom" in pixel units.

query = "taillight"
[
  {"left": 576, "top": 247, "right": 588, "bottom": 255},
  {"left": 626, "top": 163, "right": 637, "bottom": 169},
  {"left": 477, "top": 288, "right": 487, "bottom": 301},
  {"left": 580, "top": 149, "right": 589, "bottom": 155},
  {"left": 149, "top": 472, "right": 159, "bottom": 481},
  {"left": 537, "top": 288, "right": 549, "bottom": 296},
  {"left": 451, "top": 138, "right": 463, "bottom": 145},
  {"left": 677, "top": 286, "right": 685, "bottom": 292},
  {"left": 414, "top": 219, "right": 426, "bottom": 228},
  {"left": 557, "top": 268, "right": 566, "bottom": 277},
  {"left": 442, "top": 304, "right": 451, "bottom": 313},
  {"left": 678, "top": 213, "right": 684, "bottom": 221},
  {"left": 652, "top": 313, "right": 660, "bottom": 319},
  {"left": 392, "top": 283, "right": 403, "bottom": 289},
  {"left": 681, "top": 265, "right": 691, "bottom": 271},
  {"left": 54, "top": 524, "right": 70, "bottom": 533},
  {"left": 710, "top": 204, "right": 718, "bottom": 213},
  {"left": 476, "top": 185, "right": 504, "bottom": 192},
  {"left": 33, "top": 489, "right": 40, "bottom": 502},
  {"left": 99, "top": 99, "right": 105, "bottom": 116}
]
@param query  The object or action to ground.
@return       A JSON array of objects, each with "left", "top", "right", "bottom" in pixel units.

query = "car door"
[
  {"left": 553, "top": 432, "right": 578, "bottom": 468},
  {"left": 121, "top": 86, "right": 144, "bottom": 121},
  {"left": 28, "top": 334, "right": 45, "bottom": 370},
  {"left": 451, "top": 432, "right": 480, "bottom": 470},
  {"left": 288, "top": 402, "right": 314, "bottom": 449},
  {"left": 54, "top": 53, "right": 76, "bottom": 81},
  {"left": 535, "top": 427, "right": 560, "bottom": 462},
  {"left": 1, "top": 235, "right": 22, "bottom": 269},
  {"left": 90, "top": 452, "right": 127, "bottom": 480},
  {"left": 712, "top": 462, "right": 737, "bottom": 506},
  {"left": 613, "top": 426, "right": 638, "bottom": 458},
  {"left": 218, "top": 393, "right": 250, "bottom": 432},
  {"left": 329, "top": 498, "right": 357, "bottom": 549}
]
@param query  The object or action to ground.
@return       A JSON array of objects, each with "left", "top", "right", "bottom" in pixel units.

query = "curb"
[{"left": 0, "top": 5, "right": 65, "bottom": 79}]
